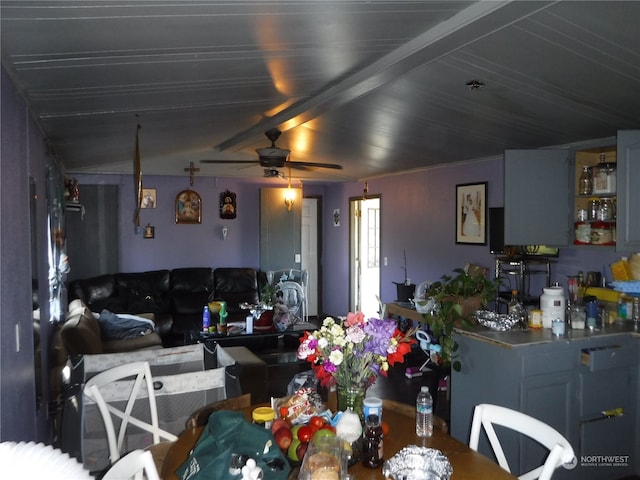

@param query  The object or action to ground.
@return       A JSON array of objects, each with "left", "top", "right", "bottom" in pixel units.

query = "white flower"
[
  {"left": 318, "top": 337, "right": 328, "bottom": 349},
  {"left": 333, "top": 335, "right": 347, "bottom": 347},
  {"left": 329, "top": 349, "right": 344, "bottom": 366},
  {"left": 346, "top": 325, "right": 365, "bottom": 344},
  {"left": 330, "top": 324, "right": 344, "bottom": 337}
]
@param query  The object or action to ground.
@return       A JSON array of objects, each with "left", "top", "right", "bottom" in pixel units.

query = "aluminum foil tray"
[
  {"left": 474, "top": 310, "right": 522, "bottom": 331},
  {"left": 382, "top": 445, "right": 452, "bottom": 480}
]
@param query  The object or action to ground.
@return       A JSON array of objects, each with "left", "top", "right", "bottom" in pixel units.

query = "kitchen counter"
[
  {"left": 456, "top": 322, "right": 640, "bottom": 348},
  {"left": 451, "top": 319, "right": 639, "bottom": 480}
]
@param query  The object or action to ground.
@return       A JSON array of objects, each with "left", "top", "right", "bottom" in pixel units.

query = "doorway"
[{"left": 350, "top": 196, "right": 380, "bottom": 318}]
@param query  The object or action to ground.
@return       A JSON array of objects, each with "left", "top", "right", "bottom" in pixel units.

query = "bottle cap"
[{"left": 251, "top": 407, "right": 275, "bottom": 422}]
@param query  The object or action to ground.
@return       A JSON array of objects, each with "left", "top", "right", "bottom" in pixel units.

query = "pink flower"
[{"left": 345, "top": 311, "right": 365, "bottom": 327}]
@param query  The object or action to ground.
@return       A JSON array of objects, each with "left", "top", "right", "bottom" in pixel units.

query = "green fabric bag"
[{"left": 176, "top": 410, "right": 291, "bottom": 480}]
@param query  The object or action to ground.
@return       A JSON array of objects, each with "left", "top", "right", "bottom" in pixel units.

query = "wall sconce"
[
  {"left": 283, "top": 166, "right": 296, "bottom": 211},
  {"left": 143, "top": 224, "right": 155, "bottom": 239},
  {"left": 284, "top": 186, "right": 295, "bottom": 211},
  {"left": 221, "top": 225, "right": 229, "bottom": 240}
]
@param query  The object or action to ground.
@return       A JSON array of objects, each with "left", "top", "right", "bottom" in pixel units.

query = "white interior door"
[{"left": 350, "top": 197, "right": 380, "bottom": 318}]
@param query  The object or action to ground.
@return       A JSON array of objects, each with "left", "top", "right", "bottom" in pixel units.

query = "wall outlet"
[{"left": 295, "top": 253, "right": 301, "bottom": 263}]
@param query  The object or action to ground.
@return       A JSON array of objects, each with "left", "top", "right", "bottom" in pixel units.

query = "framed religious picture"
[
  {"left": 456, "top": 182, "right": 487, "bottom": 245},
  {"left": 141, "top": 188, "right": 156, "bottom": 208},
  {"left": 175, "top": 189, "right": 202, "bottom": 224},
  {"left": 219, "top": 190, "right": 237, "bottom": 219}
]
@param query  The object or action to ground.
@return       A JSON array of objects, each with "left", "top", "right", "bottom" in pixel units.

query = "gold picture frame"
[
  {"left": 141, "top": 188, "right": 156, "bottom": 208},
  {"left": 175, "top": 189, "right": 202, "bottom": 224}
]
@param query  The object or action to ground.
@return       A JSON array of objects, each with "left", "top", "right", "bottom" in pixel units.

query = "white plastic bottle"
[
  {"left": 540, "top": 286, "right": 566, "bottom": 328},
  {"left": 416, "top": 386, "right": 433, "bottom": 437}
]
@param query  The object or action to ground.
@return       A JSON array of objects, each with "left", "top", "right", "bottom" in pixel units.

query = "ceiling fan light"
[{"left": 255, "top": 147, "right": 290, "bottom": 158}]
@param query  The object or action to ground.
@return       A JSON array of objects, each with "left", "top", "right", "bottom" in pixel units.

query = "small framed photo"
[
  {"left": 175, "top": 189, "right": 202, "bottom": 224},
  {"left": 456, "top": 182, "right": 487, "bottom": 245},
  {"left": 141, "top": 188, "right": 156, "bottom": 208}
]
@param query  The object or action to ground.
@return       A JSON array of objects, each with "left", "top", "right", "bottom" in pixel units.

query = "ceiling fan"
[{"left": 200, "top": 128, "right": 343, "bottom": 171}]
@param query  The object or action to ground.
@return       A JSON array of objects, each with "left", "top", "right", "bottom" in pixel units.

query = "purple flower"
[
  {"left": 323, "top": 361, "right": 337, "bottom": 373},
  {"left": 369, "top": 362, "right": 381, "bottom": 377},
  {"left": 363, "top": 318, "right": 395, "bottom": 355}
]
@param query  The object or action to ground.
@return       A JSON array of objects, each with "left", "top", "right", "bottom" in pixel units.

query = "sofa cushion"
[
  {"left": 68, "top": 274, "right": 126, "bottom": 313},
  {"left": 171, "top": 268, "right": 214, "bottom": 293},
  {"left": 213, "top": 268, "right": 260, "bottom": 313},
  {"left": 116, "top": 270, "right": 171, "bottom": 314},
  {"left": 172, "top": 291, "right": 211, "bottom": 315}
]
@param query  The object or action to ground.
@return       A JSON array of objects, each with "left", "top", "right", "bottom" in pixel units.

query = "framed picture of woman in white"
[{"left": 456, "top": 182, "right": 487, "bottom": 245}]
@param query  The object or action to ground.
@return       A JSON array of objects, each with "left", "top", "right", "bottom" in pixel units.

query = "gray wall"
[{"left": 1, "top": 66, "right": 52, "bottom": 441}]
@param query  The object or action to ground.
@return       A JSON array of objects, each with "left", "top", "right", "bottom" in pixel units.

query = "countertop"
[{"left": 456, "top": 321, "right": 640, "bottom": 348}]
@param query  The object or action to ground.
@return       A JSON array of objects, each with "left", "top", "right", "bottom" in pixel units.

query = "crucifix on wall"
[{"left": 184, "top": 161, "right": 200, "bottom": 187}]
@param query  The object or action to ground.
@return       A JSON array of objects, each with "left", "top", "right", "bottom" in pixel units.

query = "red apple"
[
  {"left": 296, "top": 441, "right": 309, "bottom": 460},
  {"left": 271, "top": 418, "right": 289, "bottom": 434},
  {"left": 273, "top": 426, "right": 293, "bottom": 451}
]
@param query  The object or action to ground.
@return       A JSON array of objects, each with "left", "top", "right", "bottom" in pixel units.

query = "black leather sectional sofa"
[{"left": 67, "top": 267, "right": 268, "bottom": 346}]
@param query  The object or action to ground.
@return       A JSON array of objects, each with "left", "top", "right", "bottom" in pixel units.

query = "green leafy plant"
[
  {"left": 421, "top": 267, "right": 501, "bottom": 371},
  {"left": 260, "top": 282, "right": 280, "bottom": 307}
]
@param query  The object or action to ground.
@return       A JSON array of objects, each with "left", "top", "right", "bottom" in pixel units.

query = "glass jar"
[
  {"left": 588, "top": 198, "right": 600, "bottom": 220},
  {"left": 597, "top": 198, "right": 613, "bottom": 221},
  {"left": 578, "top": 166, "right": 592, "bottom": 195},
  {"left": 569, "top": 305, "right": 586, "bottom": 329},
  {"left": 592, "top": 154, "right": 616, "bottom": 194}
]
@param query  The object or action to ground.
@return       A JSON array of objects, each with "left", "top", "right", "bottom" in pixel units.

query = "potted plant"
[
  {"left": 420, "top": 265, "right": 500, "bottom": 371},
  {"left": 393, "top": 249, "right": 416, "bottom": 302}
]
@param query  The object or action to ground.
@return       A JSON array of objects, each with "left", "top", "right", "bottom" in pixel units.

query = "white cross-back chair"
[
  {"left": 469, "top": 403, "right": 576, "bottom": 480},
  {"left": 83, "top": 361, "right": 178, "bottom": 465},
  {"left": 102, "top": 449, "right": 160, "bottom": 480}
]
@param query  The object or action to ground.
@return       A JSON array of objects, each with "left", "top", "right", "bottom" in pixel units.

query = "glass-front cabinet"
[{"left": 505, "top": 130, "right": 640, "bottom": 252}]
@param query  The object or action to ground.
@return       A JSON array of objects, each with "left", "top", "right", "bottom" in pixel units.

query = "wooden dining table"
[{"left": 160, "top": 403, "right": 517, "bottom": 480}]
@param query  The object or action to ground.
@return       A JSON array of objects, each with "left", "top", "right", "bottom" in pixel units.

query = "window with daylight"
[{"left": 367, "top": 207, "right": 380, "bottom": 268}]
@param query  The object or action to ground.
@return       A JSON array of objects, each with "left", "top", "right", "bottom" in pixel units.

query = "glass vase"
[{"left": 336, "top": 383, "right": 366, "bottom": 419}]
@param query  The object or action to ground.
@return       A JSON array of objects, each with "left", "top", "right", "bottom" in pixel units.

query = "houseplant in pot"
[
  {"left": 393, "top": 249, "right": 416, "bottom": 302},
  {"left": 419, "top": 265, "right": 500, "bottom": 371}
]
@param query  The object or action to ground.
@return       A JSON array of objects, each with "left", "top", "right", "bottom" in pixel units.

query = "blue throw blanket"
[{"left": 97, "top": 310, "right": 155, "bottom": 340}]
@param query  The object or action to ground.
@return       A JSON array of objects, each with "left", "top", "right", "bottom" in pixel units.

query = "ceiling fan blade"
[
  {"left": 287, "top": 160, "right": 343, "bottom": 170},
  {"left": 200, "top": 159, "right": 259, "bottom": 165}
]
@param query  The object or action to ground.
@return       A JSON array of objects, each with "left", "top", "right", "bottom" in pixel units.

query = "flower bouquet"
[{"left": 297, "top": 312, "right": 416, "bottom": 414}]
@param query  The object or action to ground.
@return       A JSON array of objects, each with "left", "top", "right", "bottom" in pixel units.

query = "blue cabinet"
[
  {"left": 504, "top": 130, "right": 640, "bottom": 251},
  {"left": 451, "top": 329, "right": 639, "bottom": 479}
]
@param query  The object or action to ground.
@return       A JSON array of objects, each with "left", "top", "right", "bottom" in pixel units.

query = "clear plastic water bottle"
[{"left": 416, "top": 386, "right": 433, "bottom": 437}]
